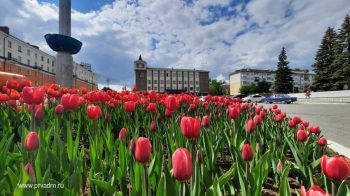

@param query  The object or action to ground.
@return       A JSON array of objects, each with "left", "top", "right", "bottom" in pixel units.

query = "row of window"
[
  {"left": 148, "top": 71, "right": 200, "bottom": 77},
  {"left": 147, "top": 86, "right": 199, "bottom": 91},
  {"left": 148, "top": 80, "right": 199, "bottom": 85}
]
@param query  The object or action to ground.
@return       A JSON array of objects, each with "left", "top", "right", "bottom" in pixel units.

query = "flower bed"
[{"left": 0, "top": 81, "right": 349, "bottom": 195}]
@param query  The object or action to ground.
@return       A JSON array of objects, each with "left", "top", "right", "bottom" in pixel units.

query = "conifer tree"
[
  {"left": 312, "top": 27, "right": 337, "bottom": 91},
  {"left": 330, "top": 15, "right": 350, "bottom": 90},
  {"left": 274, "top": 47, "right": 293, "bottom": 93}
]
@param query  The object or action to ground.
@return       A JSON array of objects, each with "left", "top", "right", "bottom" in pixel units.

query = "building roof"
[
  {"left": 146, "top": 66, "right": 209, "bottom": 72},
  {"left": 229, "top": 68, "right": 314, "bottom": 76}
]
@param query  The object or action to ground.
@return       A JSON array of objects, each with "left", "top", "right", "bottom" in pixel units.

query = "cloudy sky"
[{"left": 1, "top": 0, "right": 349, "bottom": 89}]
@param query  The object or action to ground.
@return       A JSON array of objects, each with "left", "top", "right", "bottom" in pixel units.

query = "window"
[
  {"left": 7, "top": 52, "right": 12, "bottom": 59},
  {"left": 47, "top": 59, "right": 50, "bottom": 64},
  {"left": 27, "top": 69, "right": 31, "bottom": 76},
  {"left": 27, "top": 59, "right": 30, "bottom": 65},
  {"left": 154, "top": 87, "right": 158, "bottom": 90},
  {"left": 148, "top": 87, "right": 151, "bottom": 90},
  {"left": 184, "top": 81, "right": 187, "bottom": 85},
  {"left": 190, "top": 87, "right": 194, "bottom": 91},
  {"left": 40, "top": 65, "right": 43, "bottom": 69},
  {"left": 52, "top": 61, "right": 54, "bottom": 66},
  {"left": 148, "top": 80, "right": 151, "bottom": 84},
  {"left": 178, "top": 81, "right": 182, "bottom": 84},
  {"left": 34, "top": 62, "right": 37, "bottom": 67},
  {"left": 27, "top": 49, "right": 30, "bottom": 56},
  {"left": 160, "top": 80, "right": 164, "bottom": 84},
  {"left": 190, "top": 81, "right": 193, "bottom": 85},
  {"left": 41, "top": 56, "right": 44, "bottom": 61},
  {"left": 196, "top": 87, "right": 199, "bottom": 92},
  {"left": 166, "top": 80, "right": 170, "bottom": 84},
  {"left": 195, "top": 81, "right": 199, "bottom": 85},
  {"left": 18, "top": 45, "right": 22, "bottom": 52},
  {"left": 147, "top": 71, "right": 152, "bottom": 76},
  {"left": 8, "top": 41, "right": 12, "bottom": 48},
  {"left": 47, "top": 67, "right": 49, "bottom": 72},
  {"left": 35, "top": 53, "right": 37, "bottom": 59},
  {"left": 172, "top": 80, "right": 176, "bottom": 84},
  {"left": 154, "top": 80, "right": 158, "bottom": 84},
  {"left": 172, "top": 72, "right": 176, "bottom": 77},
  {"left": 18, "top": 56, "right": 22, "bottom": 63},
  {"left": 18, "top": 66, "right": 22, "bottom": 73},
  {"left": 166, "top": 73, "right": 169, "bottom": 77},
  {"left": 8, "top": 64, "right": 12, "bottom": 71}
]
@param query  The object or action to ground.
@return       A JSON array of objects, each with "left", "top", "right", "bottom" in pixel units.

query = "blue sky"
[{"left": 1, "top": 0, "right": 350, "bottom": 90}]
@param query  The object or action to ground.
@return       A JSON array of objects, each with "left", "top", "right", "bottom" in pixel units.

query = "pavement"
[{"left": 262, "top": 102, "right": 350, "bottom": 157}]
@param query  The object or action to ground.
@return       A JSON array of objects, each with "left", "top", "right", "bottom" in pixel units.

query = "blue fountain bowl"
[{"left": 45, "top": 34, "right": 82, "bottom": 55}]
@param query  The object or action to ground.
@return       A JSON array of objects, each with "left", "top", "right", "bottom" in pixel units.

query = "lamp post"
[{"left": 45, "top": 0, "right": 82, "bottom": 88}]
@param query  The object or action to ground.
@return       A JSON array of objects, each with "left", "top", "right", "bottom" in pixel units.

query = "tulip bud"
[
  {"left": 277, "top": 159, "right": 283, "bottom": 175},
  {"left": 55, "top": 104, "right": 64, "bottom": 115},
  {"left": 181, "top": 116, "right": 201, "bottom": 140},
  {"left": 134, "top": 137, "right": 152, "bottom": 164},
  {"left": 242, "top": 144, "right": 253, "bottom": 162},
  {"left": 301, "top": 185, "right": 328, "bottom": 196},
  {"left": 165, "top": 95, "right": 179, "bottom": 111},
  {"left": 296, "top": 130, "right": 308, "bottom": 142},
  {"left": 86, "top": 104, "right": 101, "bottom": 121},
  {"left": 150, "top": 121, "right": 156, "bottom": 132},
  {"left": 24, "top": 131, "right": 39, "bottom": 151},
  {"left": 201, "top": 116, "right": 210, "bottom": 127},
  {"left": 196, "top": 150, "right": 202, "bottom": 164},
  {"left": 130, "top": 139, "right": 136, "bottom": 154},
  {"left": 119, "top": 128, "right": 127, "bottom": 140},
  {"left": 34, "top": 104, "right": 44, "bottom": 120},
  {"left": 172, "top": 148, "right": 193, "bottom": 181},
  {"left": 245, "top": 119, "right": 256, "bottom": 133},
  {"left": 317, "top": 137, "right": 327, "bottom": 147},
  {"left": 25, "top": 163, "right": 35, "bottom": 182},
  {"left": 255, "top": 143, "right": 260, "bottom": 152}
]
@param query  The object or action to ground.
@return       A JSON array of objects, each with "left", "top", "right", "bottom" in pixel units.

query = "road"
[{"left": 263, "top": 103, "right": 350, "bottom": 148}]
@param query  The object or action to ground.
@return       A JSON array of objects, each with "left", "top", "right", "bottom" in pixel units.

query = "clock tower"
[
  {"left": 134, "top": 55, "right": 147, "bottom": 91},
  {"left": 134, "top": 55, "right": 146, "bottom": 69}
]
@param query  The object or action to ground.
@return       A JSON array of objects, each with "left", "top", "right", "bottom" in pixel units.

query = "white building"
[{"left": 229, "top": 68, "right": 314, "bottom": 95}]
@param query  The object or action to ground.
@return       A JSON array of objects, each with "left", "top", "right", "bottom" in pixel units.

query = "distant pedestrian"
[{"left": 305, "top": 90, "right": 311, "bottom": 99}]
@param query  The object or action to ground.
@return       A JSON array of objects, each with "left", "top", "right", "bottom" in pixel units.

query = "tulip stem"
[
  {"left": 332, "top": 181, "right": 336, "bottom": 196},
  {"left": 143, "top": 164, "right": 149, "bottom": 196},
  {"left": 179, "top": 182, "right": 185, "bottom": 196},
  {"left": 190, "top": 141, "right": 195, "bottom": 195},
  {"left": 245, "top": 162, "right": 249, "bottom": 182}
]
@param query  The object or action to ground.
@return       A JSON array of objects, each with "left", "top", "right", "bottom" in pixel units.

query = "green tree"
[
  {"left": 330, "top": 15, "right": 350, "bottom": 90},
  {"left": 209, "top": 79, "right": 225, "bottom": 95},
  {"left": 256, "top": 81, "right": 272, "bottom": 93},
  {"left": 239, "top": 83, "right": 257, "bottom": 94},
  {"left": 274, "top": 47, "right": 293, "bottom": 93},
  {"left": 312, "top": 27, "right": 337, "bottom": 91},
  {"left": 101, "top": 87, "right": 112, "bottom": 91}
]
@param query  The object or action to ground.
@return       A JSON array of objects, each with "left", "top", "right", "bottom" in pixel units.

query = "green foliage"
[
  {"left": 274, "top": 47, "right": 293, "bottom": 93},
  {"left": 312, "top": 27, "right": 337, "bottom": 91},
  {"left": 239, "top": 81, "right": 271, "bottom": 94},
  {"left": 329, "top": 15, "right": 350, "bottom": 90},
  {"left": 209, "top": 79, "right": 226, "bottom": 95}
]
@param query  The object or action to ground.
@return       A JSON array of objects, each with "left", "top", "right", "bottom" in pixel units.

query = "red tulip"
[
  {"left": 277, "top": 159, "right": 283, "bottom": 175},
  {"left": 146, "top": 103, "right": 157, "bottom": 112},
  {"left": 55, "top": 104, "right": 64, "bottom": 115},
  {"left": 9, "top": 89, "right": 20, "bottom": 100},
  {"left": 291, "top": 116, "right": 302, "bottom": 124},
  {"left": 165, "top": 108, "right": 172, "bottom": 118},
  {"left": 34, "top": 104, "right": 44, "bottom": 120},
  {"left": 253, "top": 115, "right": 262, "bottom": 125},
  {"left": 130, "top": 139, "right": 136, "bottom": 154},
  {"left": 135, "top": 137, "right": 152, "bottom": 164},
  {"left": 321, "top": 155, "right": 350, "bottom": 181},
  {"left": 301, "top": 185, "right": 330, "bottom": 196},
  {"left": 22, "top": 87, "right": 45, "bottom": 105},
  {"left": 124, "top": 101, "right": 136, "bottom": 112},
  {"left": 165, "top": 95, "right": 179, "bottom": 111},
  {"left": 302, "top": 121, "right": 309, "bottom": 128},
  {"left": 245, "top": 119, "right": 256, "bottom": 133},
  {"left": 318, "top": 138, "right": 327, "bottom": 147},
  {"left": 274, "top": 114, "right": 284, "bottom": 122},
  {"left": 201, "top": 116, "right": 210, "bottom": 127},
  {"left": 172, "top": 148, "right": 193, "bottom": 181},
  {"left": 242, "top": 144, "right": 253, "bottom": 162},
  {"left": 298, "top": 124, "right": 305, "bottom": 130},
  {"left": 309, "top": 126, "right": 320, "bottom": 134},
  {"left": 150, "top": 121, "right": 156, "bottom": 132},
  {"left": 24, "top": 131, "right": 39, "bottom": 151},
  {"left": 6, "top": 80, "right": 18, "bottom": 89},
  {"left": 0, "top": 93, "right": 9, "bottom": 102},
  {"left": 119, "top": 128, "right": 127, "bottom": 140},
  {"left": 297, "top": 130, "right": 308, "bottom": 142},
  {"left": 61, "top": 94, "right": 81, "bottom": 110},
  {"left": 272, "top": 105, "right": 278, "bottom": 110},
  {"left": 227, "top": 106, "right": 240, "bottom": 120},
  {"left": 181, "top": 116, "right": 201, "bottom": 140},
  {"left": 87, "top": 104, "right": 101, "bottom": 121},
  {"left": 25, "top": 163, "right": 35, "bottom": 181},
  {"left": 17, "top": 105, "right": 22, "bottom": 112},
  {"left": 288, "top": 119, "right": 296, "bottom": 127}
]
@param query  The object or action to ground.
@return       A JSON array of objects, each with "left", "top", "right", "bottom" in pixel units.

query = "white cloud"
[{"left": 1, "top": 0, "right": 349, "bottom": 88}]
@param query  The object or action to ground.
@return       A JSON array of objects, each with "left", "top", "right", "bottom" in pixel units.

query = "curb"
[{"left": 327, "top": 140, "right": 350, "bottom": 158}]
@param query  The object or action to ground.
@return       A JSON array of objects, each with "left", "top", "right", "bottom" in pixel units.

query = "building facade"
[
  {"left": 134, "top": 56, "right": 209, "bottom": 95},
  {"left": 229, "top": 68, "right": 314, "bottom": 95},
  {"left": 0, "top": 27, "right": 97, "bottom": 90}
]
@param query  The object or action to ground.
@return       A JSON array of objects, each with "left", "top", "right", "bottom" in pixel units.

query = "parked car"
[
  {"left": 230, "top": 94, "right": 247, "bottom": 99},
  {"left": 263, "top": 94, "right": 297, "bottom": 104},
  {"left": 242, "top": 94, "right": 265, "bottom": 102}
]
